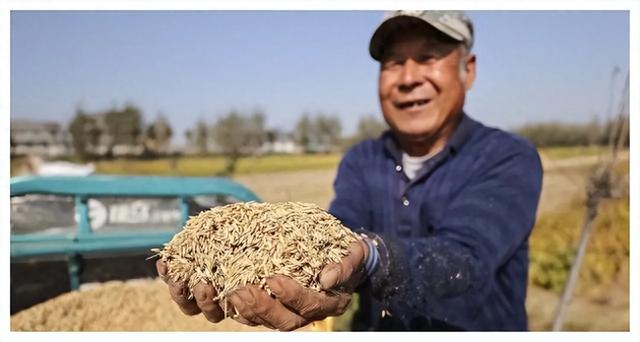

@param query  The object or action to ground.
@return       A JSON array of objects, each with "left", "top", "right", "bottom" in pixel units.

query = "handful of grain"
[{"left": 153, "top": 201, "right": 360, "bottom": 306}]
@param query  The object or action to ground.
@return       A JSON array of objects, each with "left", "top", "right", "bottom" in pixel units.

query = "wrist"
[{"left": 354, "top": 229, "right": 388, "bottom": 282}]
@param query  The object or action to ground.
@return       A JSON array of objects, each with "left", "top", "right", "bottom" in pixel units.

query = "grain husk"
[{"left": 153, "top": 201, "right": 359, "bottom": 307}]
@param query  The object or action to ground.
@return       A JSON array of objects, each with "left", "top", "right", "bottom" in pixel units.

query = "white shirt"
[{"left": 402, "top": 152, "right": 436, "bottom": 180}]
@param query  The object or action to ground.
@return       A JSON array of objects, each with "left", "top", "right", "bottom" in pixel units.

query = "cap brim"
[{"left": 368, "top": 15, "right": 464, "bottom": 61}]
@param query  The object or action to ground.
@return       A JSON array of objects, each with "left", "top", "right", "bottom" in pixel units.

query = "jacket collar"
[{"left": 382, "top": 112, "right": 478, "bottom": 164}]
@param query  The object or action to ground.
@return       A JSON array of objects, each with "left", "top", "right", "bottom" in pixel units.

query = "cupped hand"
[
  {"left": 156, "top": 259, "right": 226, "bottom": 323},
  {"left": 227, "top": 240, "right": 368, "bottom": 331}
]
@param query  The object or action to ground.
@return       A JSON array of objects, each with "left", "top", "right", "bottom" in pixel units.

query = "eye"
[
  {"left": 381, "top": 58, "right": 403, "bottom": 70},
  {"left": 415, "top": 54, "right": 435, "bottom": 64}
]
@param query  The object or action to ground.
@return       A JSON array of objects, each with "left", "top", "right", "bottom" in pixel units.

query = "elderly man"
[{"left": 157, "top": 10, "right": 543, "bottom": 331}]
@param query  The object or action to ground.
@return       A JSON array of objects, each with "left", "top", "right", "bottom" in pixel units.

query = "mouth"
[{"left": 395, "top": 99, "right": 430, "bottom": 110}]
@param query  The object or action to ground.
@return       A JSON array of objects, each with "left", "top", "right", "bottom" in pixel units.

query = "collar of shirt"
[
  {"left": 402, "top": 151, "right": 437, "bottom": 180},
  {"left": 381, "top": 112, "right": 479, "bottom": 183}
]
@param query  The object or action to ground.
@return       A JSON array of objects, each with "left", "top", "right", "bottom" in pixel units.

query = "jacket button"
[
  {"left": 395, "top": 165, "right": 402, "bottom": 172},
  {"left": 402, "top": 197, "right": 410, "bottom": 206}
]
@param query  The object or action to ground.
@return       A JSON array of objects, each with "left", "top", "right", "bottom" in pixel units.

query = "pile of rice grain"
[{"left": 154, "top": 201, "right": 360, "bottom": 305}]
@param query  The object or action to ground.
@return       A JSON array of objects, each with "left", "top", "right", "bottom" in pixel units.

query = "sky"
[{"left": 10, "top": 10, "right": 630, "bottom": 146}]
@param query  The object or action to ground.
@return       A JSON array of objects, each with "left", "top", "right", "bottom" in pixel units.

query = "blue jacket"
[{"left": 328, "top": 113, "right": 543, "bottom": 331}]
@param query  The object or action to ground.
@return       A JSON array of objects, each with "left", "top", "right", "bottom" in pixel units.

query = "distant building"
[
  {"left": 259, "top": 131, "right": 302, "bottom": 154},
  {"left": 11, "top": 120, "right": 72, "bottom": 157}
]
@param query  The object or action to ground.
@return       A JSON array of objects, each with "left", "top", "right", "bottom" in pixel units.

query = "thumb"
[{"left": 319, "top": 263, "right": 342, "bottom": 290}]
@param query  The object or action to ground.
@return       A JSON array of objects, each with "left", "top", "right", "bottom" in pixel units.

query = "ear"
[{"left": 462, "top": 54, "right": 477, "bottom": 91}]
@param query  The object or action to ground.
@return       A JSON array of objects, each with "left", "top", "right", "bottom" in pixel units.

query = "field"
[{"left": 10, "top": 146, "right": 629, "bottom": 331}]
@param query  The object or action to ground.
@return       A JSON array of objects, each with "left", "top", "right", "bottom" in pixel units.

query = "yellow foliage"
[{"left": 529, "top": 196, "right": 629, "bottom": 295}]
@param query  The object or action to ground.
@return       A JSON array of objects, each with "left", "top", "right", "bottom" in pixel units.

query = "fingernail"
[
  {"left": 265, "top": 278, "right": 282, "bottom": 295},
  {"left": 157, "top": 261, "right": 167, "bottom": 276},
  {"left": 320, "top": 266, "right": 340, "bottom": 289}
]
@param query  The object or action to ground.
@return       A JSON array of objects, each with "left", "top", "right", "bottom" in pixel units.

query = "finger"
[
  {"left": 155, "top": 259, "right": 168, "bottom": 283},
  {"left": 193, "top": 282, "right": 225, "bottom": 323},
  {"left": 233, "top": 286, "right": 308, "bottom": 331},
  {"left": 228, "top": 288, "right": 273, "bottom": 328},
  {"left": 231, "top": 309, "right": 277, "bottom": 330},
  {"left": 266, "top": 276, "right": 352, "bottom": 320},
  {"left": 230, "top": 311, "right": 259, "bottom": 327},
  {"left": 319, "top": 240, "right": 367, "bottom": 290},
  {"left": 167, "top": 278, "right": 201, "bottom": 316}
]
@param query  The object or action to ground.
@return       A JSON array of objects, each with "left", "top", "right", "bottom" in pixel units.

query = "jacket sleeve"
[
  {"left": 365, "top": 146, "right": 543, "bottom": 324},
  {"left": 328, "top": 146, "right": 373, "bottom": 233}
]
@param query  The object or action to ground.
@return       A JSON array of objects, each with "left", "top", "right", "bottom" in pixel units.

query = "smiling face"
[{"left": 378, "top": 23, "right": 476, "bottom": 156}]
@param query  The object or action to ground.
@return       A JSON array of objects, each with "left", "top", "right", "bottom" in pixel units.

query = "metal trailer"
[{"left": 10, "top": 175, "right": 261, "bottom": 290}]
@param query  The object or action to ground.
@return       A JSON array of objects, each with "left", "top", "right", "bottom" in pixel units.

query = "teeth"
[{"left": 400, "top": 100, "right": 428, "bottom": 109}]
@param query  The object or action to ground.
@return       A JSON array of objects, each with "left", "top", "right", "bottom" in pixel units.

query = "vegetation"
[
  {"left": 210, "top": 111, "right": 268, "bottom": 176},
  {"left": 514, "top": 118, "right": 629, "bottom": 148},
  {"left": 294, "top": 113, "right": 342, "bottom": 153},
  {"left": 529, "top": 196, "right": 628, "bottom": 295},
  {"left": 341, "top": 115, "right": 388, "bottom": 150},
  {"left": 143, "top": 114, "right": 173, "bottom": 156},
  {"left": 93, "top": 153, "right": 342, "bottom": 176},
  {"left": 529, "top": 161, "right": 629, "bottom": 297}
]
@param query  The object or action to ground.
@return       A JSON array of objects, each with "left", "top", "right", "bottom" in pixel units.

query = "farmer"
[{"left": 157, "top": 10, "right": 543, "bottom": 331}]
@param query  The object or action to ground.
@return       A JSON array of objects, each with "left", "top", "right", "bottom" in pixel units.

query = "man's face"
[{"left": 378, "top": 27, "right": 476, "bottom": 151}]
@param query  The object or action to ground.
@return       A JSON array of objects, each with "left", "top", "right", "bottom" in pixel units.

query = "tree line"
[
  {"left": 67, "top": 103, "right": 627, "bottom": 168},
  {"left": 513, "top": 118, "right": 630, "bottom": 148},
  {"left": 67, "top": 104, "right": 388, "bottom": 171}
]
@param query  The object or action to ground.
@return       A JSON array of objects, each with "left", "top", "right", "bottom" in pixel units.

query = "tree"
[
  {"left": 316, "top": 114, "right": 342, "bottom": 151},
  {"left": 69, "top": 108, "right": 95, "bottom": 160},
  {"left": 340, "top": 115, "right": 388, "bottom": 151},
  {"left": 144, "top": 114, "right": 173, "bottom": 155},
  {"left": 294, "top": 114, "right": 313, "bottom": 150},
  {"left": 103, "top": 104, "right": 143, "bottom": 157},
  {"left": 356, "top": 115, "right": 387, "bottom": 140},
  {"left": 211, "top": 110, "right": 267, "bottom": 176},
  {"left": 193, "top": 120, "right": 208, "bottom": 155},
  {"left": 294, "top": 113, "right": 343, "bottom": 153}
]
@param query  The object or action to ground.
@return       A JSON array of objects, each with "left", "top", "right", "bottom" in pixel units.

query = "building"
[
  {"left": 11, "top": 120, "right": 72, "bottom": 157},
  {"left": 259, "top": 131, "right": 302, "bottom": 154}
]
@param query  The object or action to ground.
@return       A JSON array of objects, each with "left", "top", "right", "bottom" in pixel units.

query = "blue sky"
[{"left": 10, "top": 11, "right": 629, "bottom": 145}]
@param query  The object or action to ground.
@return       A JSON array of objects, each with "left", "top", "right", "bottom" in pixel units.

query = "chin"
[{"left": 396, "top": 129, "right": 436, "bottom": 142}]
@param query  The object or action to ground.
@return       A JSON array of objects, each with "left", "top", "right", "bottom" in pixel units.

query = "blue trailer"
[{"left": 10, "top": 175, "right": 261, "bottom": 291}]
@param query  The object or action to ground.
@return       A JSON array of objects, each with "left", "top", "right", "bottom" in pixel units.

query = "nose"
[{"left": 398, "top": 58, "right": 423, "bottom": 92}]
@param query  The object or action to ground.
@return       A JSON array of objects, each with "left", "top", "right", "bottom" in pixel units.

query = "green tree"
[
  {"left": 103, "top": 104, "right": 143, "bottom": 157},
  {"left": 356, "top": 115, "right": 387, "bottom": 140},
  {"left": 211, "top": 110, "right": 267, "bottom": 176},
  {"left": 316, "top": 114, "right": 342, "bottom": 151},
  {"left": 294, "top": 114, "right": 313, "bottom": 150},
  {"left": 144, "top": 114, "right": 173, "bottom": 155},
  {"left": 193, "top": 120, "right": 208, "bottom": 155},
  {"left": 69, "top": 108, "right": 95, "bottom": 160},
  {"left": 294, "top": 113, "right": 343, "bottom": 153},
  {"left": 341, "top": 115, "right": 388, "bottom": 151}
]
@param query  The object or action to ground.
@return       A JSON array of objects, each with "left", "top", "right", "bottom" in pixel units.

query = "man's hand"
[
  {"left": 156, "top": 259, "right": 226, "bottom": 323},
  {"left": 227, "top": 240, "right": 368, "bottom": 331}
]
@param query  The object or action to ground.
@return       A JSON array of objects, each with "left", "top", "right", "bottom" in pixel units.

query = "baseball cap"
[{"left": 369, "top": 10, "right": 474, "bottom": 61}]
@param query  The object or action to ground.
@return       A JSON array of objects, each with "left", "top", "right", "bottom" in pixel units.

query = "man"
[{"left": 157, "top": 10, "right": 543, "bottom": 331}]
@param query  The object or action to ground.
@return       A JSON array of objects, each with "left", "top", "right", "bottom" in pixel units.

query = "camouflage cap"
[{"left": 369, "top": 10, "right": 474, "bottom": 61}]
